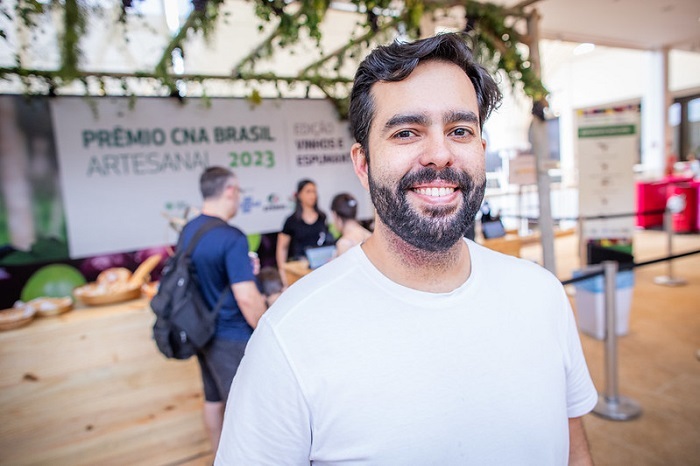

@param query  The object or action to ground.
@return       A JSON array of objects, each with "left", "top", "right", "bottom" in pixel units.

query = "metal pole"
[
  {"left": 653, "top": 208, "right": 687, "bottom": 286},
  {"left": 593, "top": 261, "right": 642, "bottom": 421},
  {"left": 518, "top": 185, "right": 528, "bottom": 236},
  {"left": 603, "top": 261, "right": 619, "bottom": 399},
  {"left": 578, "top": 216, "right": 587, "bottom": 268},
  {"left": 526, "top": 10, "right": 556, "bottom": 274}
]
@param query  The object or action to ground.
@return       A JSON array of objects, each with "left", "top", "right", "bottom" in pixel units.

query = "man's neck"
[
  {"left": 201, "top": 201, "right": 230, "bottom": 222},
  {"left": 361, "top": 221, "right": 472, "bottom": 293}
]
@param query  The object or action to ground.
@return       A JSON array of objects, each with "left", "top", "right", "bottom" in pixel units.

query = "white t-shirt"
[{"left": 216, "top": 240, "right": 597, "bottom": 465}]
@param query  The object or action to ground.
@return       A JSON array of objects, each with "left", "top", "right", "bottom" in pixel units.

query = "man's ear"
[{"left": 351, "top": 143, "right": 370, "bottom": 190}]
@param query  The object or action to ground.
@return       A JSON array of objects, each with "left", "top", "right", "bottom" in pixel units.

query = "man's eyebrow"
[
  {"left": 444, "top": 110, "right": 479, "bottom": 126},
  {"left": 381, "top": 111, "right": 480, "bottom": 135},
  {"left": 383, "top": 113, "right": 431, "bottom": 134}
]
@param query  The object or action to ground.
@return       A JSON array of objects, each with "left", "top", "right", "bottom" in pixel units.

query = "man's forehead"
[
  {"left": 370, "top": 59, "right": 473, "bottom": 91},
  {"left": 369, "top": 62, "right": 478, "bottom": 120}
]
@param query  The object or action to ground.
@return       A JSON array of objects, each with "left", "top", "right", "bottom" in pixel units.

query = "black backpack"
[{"left": 151, "top": 218, "right": 228, "bottom": 359}]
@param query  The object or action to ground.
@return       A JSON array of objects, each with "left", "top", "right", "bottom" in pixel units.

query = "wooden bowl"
[
  {"left": 73, "top": 283, "right": 142, "bottom": 306},
  {"left": 28, "top": 297, "right": 74, "bottom": 317},
  {"left": 0, "top": 305, "right": 37, "bottom": 331},
  {"left": 96, "top": 267, "right": 132, "bottom": 285}
]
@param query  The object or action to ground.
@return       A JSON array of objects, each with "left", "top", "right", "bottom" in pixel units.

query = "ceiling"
[{"left": 507, "top": 0, "right": 700, "bottom": 51}]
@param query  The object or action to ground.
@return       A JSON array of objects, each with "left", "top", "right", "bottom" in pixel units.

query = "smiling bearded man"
[{"left": 215, "top": 33, "right": 597, "bottom": 466}]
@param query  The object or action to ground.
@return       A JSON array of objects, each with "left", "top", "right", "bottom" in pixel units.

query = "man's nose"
[{"left": 418, "top": 133, "right": 454, "bottom": 168}]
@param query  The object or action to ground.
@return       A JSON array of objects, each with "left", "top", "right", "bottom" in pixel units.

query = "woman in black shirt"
[{"left": 276, "top": 179, "right": 333, "bottom": 286}]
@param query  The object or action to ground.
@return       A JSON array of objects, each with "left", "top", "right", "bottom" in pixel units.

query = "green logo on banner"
[{"left": 578, "top": 125, "right": 636, "bottom": 138}]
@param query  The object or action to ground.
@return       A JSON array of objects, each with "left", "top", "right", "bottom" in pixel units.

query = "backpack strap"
[
  {"left": 177, "top": 217, "right": 232, "bottom": 314},
  {"left": 178, "top": 217, "right": 227, "bottom": 257}
]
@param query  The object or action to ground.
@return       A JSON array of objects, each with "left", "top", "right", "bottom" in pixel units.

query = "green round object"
[
  {"left": 20, "top": 264, "right": 87, "bottom": 301},
  {"left": 247, "top": 233, "right": 261, "bottom": 253}
]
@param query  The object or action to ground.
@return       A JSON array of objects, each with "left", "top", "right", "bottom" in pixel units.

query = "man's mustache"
[{"left": 397, "top": 167, "right": 473, "bottom": 192}]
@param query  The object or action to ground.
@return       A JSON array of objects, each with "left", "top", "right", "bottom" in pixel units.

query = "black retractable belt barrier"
[{"left": 498, "top": 208, "right": 669, "bottom": 268}]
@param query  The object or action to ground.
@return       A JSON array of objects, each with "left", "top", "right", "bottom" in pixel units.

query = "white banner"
[
  {"left": 51, "top": 97, "right": 370, "bottom": 258},
  {"left": 576, "top": 107, "right": 639, "bottom": 241}
]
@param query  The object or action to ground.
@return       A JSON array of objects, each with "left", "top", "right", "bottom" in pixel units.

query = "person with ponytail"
[{"left": 330, "top": 192, "right": 371, "bottom": 256}]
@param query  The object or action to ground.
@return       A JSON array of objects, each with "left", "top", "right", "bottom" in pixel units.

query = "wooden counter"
[
  {"left": 0, "top": 298, "right": 212, "bottom": 465},
  {"left": 479, "top": 228, "right": 576, "bottom": 258},
  {"left": 281, "top": 260, "right": 312, "bottom": 286},
  {"left": 481, "top": 233, "right": 523, "bottom": 257}
]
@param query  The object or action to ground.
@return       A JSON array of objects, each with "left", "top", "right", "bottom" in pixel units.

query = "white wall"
[{"left": 670, "top": 49, "right": 700, "bottom": 94}]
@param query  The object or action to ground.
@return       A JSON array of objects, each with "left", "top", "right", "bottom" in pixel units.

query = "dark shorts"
[{"left": 197, "top": 338, "right": 248, "bottom": 403}]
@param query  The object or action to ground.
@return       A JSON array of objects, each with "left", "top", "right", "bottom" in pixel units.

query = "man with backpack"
[{"left": 178, "top": 166, "right": 278, "bottom": 452}]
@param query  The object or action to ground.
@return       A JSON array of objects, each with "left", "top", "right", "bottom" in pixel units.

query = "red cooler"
[
  {"left": 636, "top": 180, "right": 668, "bottom": 228},
  {"left": 695, "top": 181, "right": 700, "bottom": 232}
]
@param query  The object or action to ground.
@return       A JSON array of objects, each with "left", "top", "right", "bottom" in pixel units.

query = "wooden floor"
[
  {"left": 0, "top": 229, "right": 698, "bottom": 465},
  {"left": 521, "top": 229, "right": 700, "bottom": 466}
]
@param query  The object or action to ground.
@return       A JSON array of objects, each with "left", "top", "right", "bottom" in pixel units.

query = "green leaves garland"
[{"left": 1, "top": 0, "right": 548, "bottom": 117}]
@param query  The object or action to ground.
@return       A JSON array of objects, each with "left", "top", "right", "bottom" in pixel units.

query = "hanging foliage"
[
  {"left": 0, "top": 0, "right": 548, "bottom": 117},
  {"left": 59, "top": 0, "right": 87, "bottom": 81},
  {"left": 463, "top": 1, "right": 548, "bottom": 102}
]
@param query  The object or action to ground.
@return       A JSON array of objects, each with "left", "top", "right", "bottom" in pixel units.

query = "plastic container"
[
  {"left": 573, "top": 268, "right": 634, "bottom": 340},
  {"left": 667, "top": 183, "right": 698, "bottom": 233}
]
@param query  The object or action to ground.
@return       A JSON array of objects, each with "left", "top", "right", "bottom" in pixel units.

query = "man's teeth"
[{"left": 414, "top": 187, "right": 455, "bottom": 197}]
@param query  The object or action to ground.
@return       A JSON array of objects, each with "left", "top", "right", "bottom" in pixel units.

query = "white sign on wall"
[
  {"left": 508, "top": 154, "right": 537, "bottom": 186},
  {"left": 576, "top": 107, "right": 639, "bottom": 241},
  {"left": 50, "top": 97, "right": 370, "bottom": 258}
]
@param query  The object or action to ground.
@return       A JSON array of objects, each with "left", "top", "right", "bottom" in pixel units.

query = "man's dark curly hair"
[{"left": 348, "top": 33, "right": 502, "bottom": 158}]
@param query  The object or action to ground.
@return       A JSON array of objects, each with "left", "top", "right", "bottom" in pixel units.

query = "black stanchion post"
[{"left": 593, "top": 260, "right": 642, "bottom": 421}]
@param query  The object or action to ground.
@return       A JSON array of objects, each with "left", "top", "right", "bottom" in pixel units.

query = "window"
[
  {"left": 671, "top": 94, "right": 700, "bottom": 161},
  {"left": 688, "top": 98, "right": 700, "bottom": 160}
]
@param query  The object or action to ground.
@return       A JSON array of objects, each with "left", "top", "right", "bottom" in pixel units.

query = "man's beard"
[{"left": 368, "top": 165, "right": 486, "bottom": 252}]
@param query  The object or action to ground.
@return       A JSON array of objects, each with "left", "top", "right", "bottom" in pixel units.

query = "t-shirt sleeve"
[
  {"left": 224, "top": 231, "right": 256, "bottom": 285},
  {"left": 282, "top": 215, "right": 295, "bottom": 237},
  {"left": 561, "top": 290, "right": 598, "bottom": 418},
  {"left": 215, "top": 318, "right": 312, "bottom": 464}
]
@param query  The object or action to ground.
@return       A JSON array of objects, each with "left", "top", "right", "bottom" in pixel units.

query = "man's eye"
[
  {"left": 395, "top": 130, "right": 414, "bottom": 139},
  {"left": 452, "top": 127, "right": 473, "bottom": 137}
]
